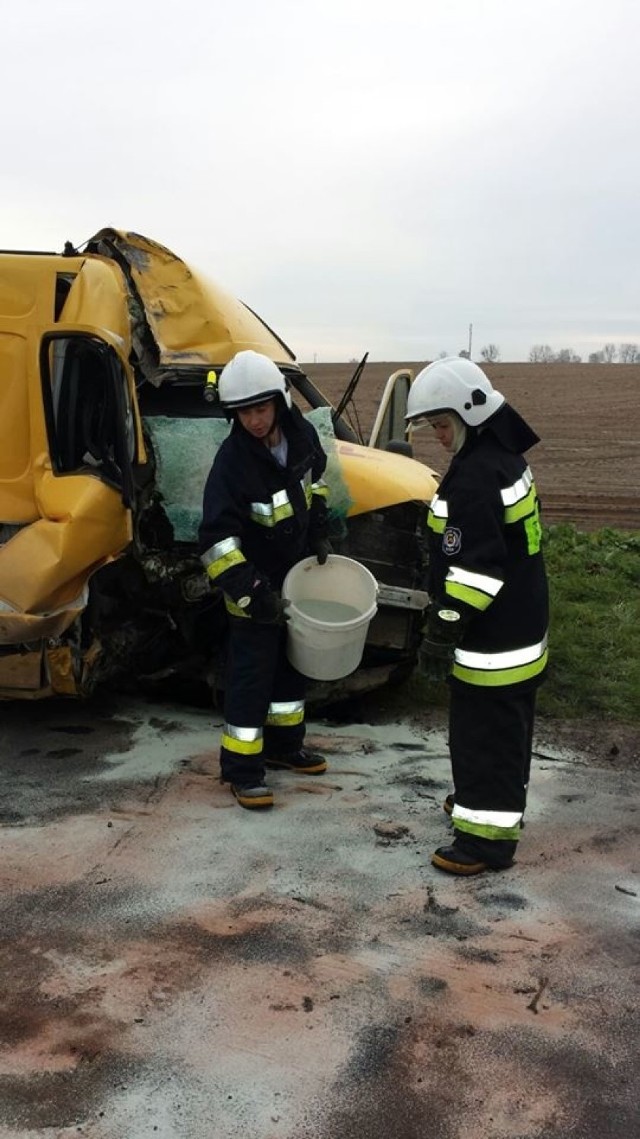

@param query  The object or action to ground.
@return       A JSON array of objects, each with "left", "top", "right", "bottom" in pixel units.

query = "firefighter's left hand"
[
  {"left": 421, "top": 634, "right": 457, "bottom": 661},
  {"left": 313, "top": 538, "right": 333, "bottom": 566},
  {"left": 424, "top": 602, "right": 467, "bottom": 649},
  {"left": 417, "top": 602, "right": 466, "bottom": 680},
  {"left": 418, "top": 635, "right": 455, "bottom": 681}
]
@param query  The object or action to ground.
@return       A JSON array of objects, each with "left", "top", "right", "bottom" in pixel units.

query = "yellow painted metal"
[
  {"left": 0, "top": 249, "right": 140, "bottom": 661},
  {"left": 46, "top": 644, "right": 80, "bottom": 696},
  {"left": 335, "top": 441, "right": 438, "bottom": 515},
  {"left": 0, "top": 460, "right": 131, "bottom": 621},
  {"left": 0, "top": 252, "right": 142, "bottom": 522},
  {"left": 91, "top": 230, "right": 298, "bottom": 368},
  {"left": 48, "top": 262, "right": 147, "bottom": 464},
  {"left": 0, "top": 649, "right": 44, "bottom": 692},
  {"left": 0, "top": 328, "right": 38, "bottom": 521},
  {"left": 0, "top": 255, "right": 59, "bottom": 523},
  {"left": 57, "top": 256, "right": 131, "bottom": 342},
  {"left": 0, "top": 230, "right": 437, "bottom": 699}
]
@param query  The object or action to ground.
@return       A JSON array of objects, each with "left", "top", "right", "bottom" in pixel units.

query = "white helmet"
[
  {"left": 406, "top": 357, "right": 505, "bottom": 428},
  {"left": 218, "top": 350, "right": 292, "bottom": 410}
]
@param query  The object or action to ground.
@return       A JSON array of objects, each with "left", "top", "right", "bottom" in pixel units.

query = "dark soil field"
[{"left": 302, "top": 361, "right": 640, "bottom": 530}]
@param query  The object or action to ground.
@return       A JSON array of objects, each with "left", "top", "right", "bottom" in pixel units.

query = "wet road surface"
[{"left": 0, "top": 696, "right": 638, "bottom": 1138}]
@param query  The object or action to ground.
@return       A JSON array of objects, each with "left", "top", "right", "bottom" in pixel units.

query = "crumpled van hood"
[{"left": 85, "top": 229, "right": 298, "bottom": 374}]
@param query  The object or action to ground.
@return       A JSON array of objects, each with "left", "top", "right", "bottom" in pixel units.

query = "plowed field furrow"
[
  {"left": 305, "top": 361, "right": 640, "bottom": 533},
  {"left": 542, "top": 495, "right": 640, "bottom": 531}
]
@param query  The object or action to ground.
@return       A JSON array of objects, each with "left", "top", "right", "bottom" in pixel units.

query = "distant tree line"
[
  {"left": 444, "top": 346, "right": 502, "bottom": 361},
  {"left": 528, "top": 342, "right": 640, "bottom": 363},
  {"left": 586, "top": 343, "right": 640, "bottom": 364},
  {"left": 438, "top": 343, "right": 640, "bottom": 364}
]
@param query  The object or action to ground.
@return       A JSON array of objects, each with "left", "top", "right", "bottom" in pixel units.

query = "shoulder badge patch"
[{"left": 442, "top": 526, "right": 462, "bottom": 556}]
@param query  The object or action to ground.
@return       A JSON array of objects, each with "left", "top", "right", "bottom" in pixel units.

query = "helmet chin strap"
[
  {"left": 265, "top": 420, "right": 282, "bottom": 448},
  {"left": 451, "top": 415, "right": 467, "bottom": 454},
  {"left": 266, "top": 395, "right": 287, "bottom": 445}
]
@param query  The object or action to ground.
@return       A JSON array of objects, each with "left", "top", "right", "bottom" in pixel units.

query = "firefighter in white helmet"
[
  {"left": 406, "top": 357, "right": 549, "bottom": 875},
  {"left": 199, "top": 351, "right": 332, "bottom": 810}
]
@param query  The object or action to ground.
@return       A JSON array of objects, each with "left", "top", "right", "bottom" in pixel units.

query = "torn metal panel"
[
  {"left": 46, "top": 643, "right": 80, "bottom": 696},
  {"left": 57, "top": 256, "right": 131, "bottom": 345},
  {"left": 0, "top": 649, "right": 44, "bottom": 691},
  {"left": 377, "top": 583, "right": 430, "bottom": 610},
  {"left": 0, "top": 469, "right": 130, "bottom": 616},
  {"left": 86, "top": 229, "right": 298, "bottom": 373}
]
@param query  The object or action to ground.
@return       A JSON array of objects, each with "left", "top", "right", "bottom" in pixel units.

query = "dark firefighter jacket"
[
  {"left": 198, "top": 405, "right": 329, "bottom": 617},
  {"left": 426, "top": 407, "right": 549, "bottom": 689}
]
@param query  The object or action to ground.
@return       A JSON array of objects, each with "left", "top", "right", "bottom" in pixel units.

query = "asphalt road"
[{"left": 0, "top": 694, "right": 638, "bottom": 1138}]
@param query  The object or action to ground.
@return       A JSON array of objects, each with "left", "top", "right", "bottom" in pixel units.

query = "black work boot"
[
  {"left": 229, "top": 782, "right": 274, "bottom": 809},
  {"left": 431, "top": 843, "right": 488, "bottom": 876},
  {"left": 432, "top": 836, "right": 515, "bottom": 876},
  {"left": 264, "top": 748, "right": 327, "bottom": 775}
]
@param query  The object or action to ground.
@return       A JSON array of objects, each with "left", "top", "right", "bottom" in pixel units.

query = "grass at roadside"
[
  {"left": 538, "top": 525, "right": 640, "bottom": 720},
  {"left": 369, "top": 525, "right": 640, "bottom": 724}
]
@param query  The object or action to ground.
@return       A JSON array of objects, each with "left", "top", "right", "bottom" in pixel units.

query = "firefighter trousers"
[
  {"left": 219, "top": 618, "right": 306, "bottom": 786},
  {"left": 448, "top": 683, "right": 537, "bottom": 868}
]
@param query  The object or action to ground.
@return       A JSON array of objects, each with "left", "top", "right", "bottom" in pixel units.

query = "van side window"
[{"left": 41, "top": 334, "right": 136, "bottom": 502}]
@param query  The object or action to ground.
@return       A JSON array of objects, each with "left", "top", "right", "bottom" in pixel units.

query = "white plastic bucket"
[{"left": 282, "top": 554, "right": 378, "bottom": 680}]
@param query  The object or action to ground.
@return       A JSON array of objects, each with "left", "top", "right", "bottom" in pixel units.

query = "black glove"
[
  {"left": 420, "top": 634, "right": 457, "bottom": 661},
  {"left": 418, "top": 636, "right": 455, "bottom": 681},
  {"left": 249, "top": 588, "right": 291, "bottom": 625},
  {"left": 417, "top": 603, "right": 466, "bottom": 680},
  {"left": 313, "top": 537, "right": 333, "bottom": 566}
]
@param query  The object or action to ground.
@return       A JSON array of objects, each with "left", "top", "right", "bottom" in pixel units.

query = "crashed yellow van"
[{"left": 0, "top": 229, "right": 438, "bottom": 701}]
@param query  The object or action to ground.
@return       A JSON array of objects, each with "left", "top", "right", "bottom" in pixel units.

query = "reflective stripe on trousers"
[
  {"left": 448, "top": 685, "right": 537, "bottom": 862},
  {"left": 219, "top": 619, "right": 306, "bottom": 784}
]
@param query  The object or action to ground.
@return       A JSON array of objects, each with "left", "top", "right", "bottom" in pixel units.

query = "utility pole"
[{"left": 468, "top": 323, "right": 473, "bottom": 359}]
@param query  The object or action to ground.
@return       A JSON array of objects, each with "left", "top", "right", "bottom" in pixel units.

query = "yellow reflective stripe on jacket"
[
  {"left": 250, "top": 490, "right": 295, "bottom": 527},
  {"left": 452, "top": 637, "right": 548, "bottom": 687},
  {"left": 225, "top": 596, "right": 250, "bottom": 618},
  {"left": 221, "top": 724, "right": 263, "bottom": 755},
  {"left": 498, "top": 464, "right": 542, "bottom": 548},
  {"left": 266, "top": 699, "right": 305, "bottom": 727},
  {"left": 427, "top": 493, "right": 447, "bottom": 534},
  {"left": 452, "top": 804, "right": 523, "bottom": 842},
  {"left": 445, "top": 565, "right": 503, "bottom": 612},
  {"left": 311, "top": 477, "right": 329, "bottom": 499},
  {"left": 301, "top": 469, "right": 313, "bottom": 507},
  {"left": 501, "top": 468, "right": 543, "bottom": 555},
  {"left": 504, "top": 485, "right": 538, "bottom": 524},
  {"left": 201, "top": 536, "right": 247, "bottom": 581},
  {"left": 501, "top": 467, "right": 533, "bottom": 512}
]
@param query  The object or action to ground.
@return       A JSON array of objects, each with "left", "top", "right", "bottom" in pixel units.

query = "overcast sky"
[{"left": 4, "top": 0, "right": 640, "bottom": 363}]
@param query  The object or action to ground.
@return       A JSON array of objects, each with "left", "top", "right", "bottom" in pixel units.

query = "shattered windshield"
[{"left": 143, "top": 407, "right": 353, "bottom": 544}]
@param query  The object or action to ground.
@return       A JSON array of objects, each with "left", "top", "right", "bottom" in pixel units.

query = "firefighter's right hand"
[
  {"left": 313, "top": 537, "right": 333, "bottom": 566},
  {"left": 250, "top": 589, "right": 291, "bottom": 625}
]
